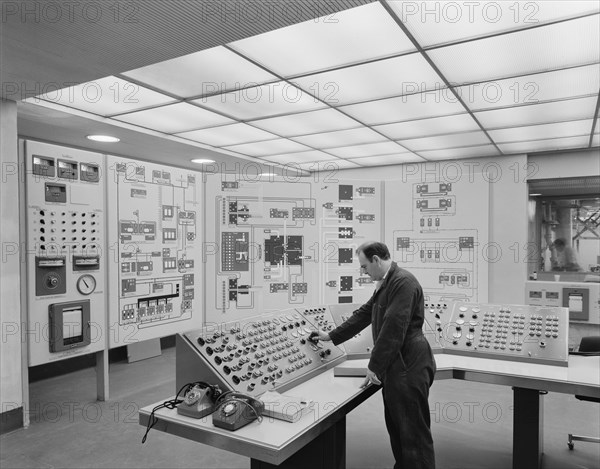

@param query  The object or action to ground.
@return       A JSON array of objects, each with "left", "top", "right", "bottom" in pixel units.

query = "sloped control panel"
[
  {"left": 176, "top": 308, "right": 346, "bottom": 396},
  {"left": 427, "top": 302, "right": 569, "bottom": 366}
]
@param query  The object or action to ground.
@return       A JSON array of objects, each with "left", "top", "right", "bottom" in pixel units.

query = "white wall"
[
  {"left": 333, "top": 155, "right": 529, "bottom": 305},
  {"left": 0, "top": 99, "right": 23, "bottom": 416},
  {"left": 528, "top": 148, "right": 600, "bottom": 179}
]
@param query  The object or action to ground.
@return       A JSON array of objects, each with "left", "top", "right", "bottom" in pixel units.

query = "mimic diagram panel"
[
  {"left": 176, "top": 308, "right": 346, "bottom": 397},
  {"left": 426, "top": 302, "right": 569, "bottom": 366},
  {"left": 319, "top": 182, "right": 383, "bottom": 308},
  {"left": 24, "top": 140, "right": 106, "bottom": 366},
  {"left": 106, "top": 156, "right": 203, "bottom": 347},
  {"left": 385, "top": 179, "right": 489, "bottom": 306},
  {"left": 204, "top": 175, "right": 383, "bottom": 323}
]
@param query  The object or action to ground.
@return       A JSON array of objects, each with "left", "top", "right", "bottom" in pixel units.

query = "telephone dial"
[
  {"left": 212, "top": 391, "right": 265, "bottom": 431},
  {"left": 177, "top": 381, "right": 222, "bottom": 419}
]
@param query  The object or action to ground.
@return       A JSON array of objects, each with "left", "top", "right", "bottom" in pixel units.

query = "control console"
[
  {"left": 176, "top": 308, "right": 346, "bottom": 396},
  {"left": 427, "top": 302, "right": 569, "bottom": 366}
]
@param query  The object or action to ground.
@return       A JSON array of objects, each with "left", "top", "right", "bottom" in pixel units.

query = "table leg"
[
  {"left": 251, "top": 416, "right": 346, "bottom": 469},
  {"left": 95, "top": 350, "right": 109, "bottom": 401},
  {"left": 512, "top": 387, "right": 544, "bottom": 469}
]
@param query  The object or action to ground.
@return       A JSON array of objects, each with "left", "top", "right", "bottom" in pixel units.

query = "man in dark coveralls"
[{"left": 313, "top": 241, "right": 436, "bottom": 469}]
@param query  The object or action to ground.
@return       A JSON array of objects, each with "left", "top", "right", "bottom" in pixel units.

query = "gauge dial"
[{"left": 76, "top": 274, "right": 96, "bottom": 295}]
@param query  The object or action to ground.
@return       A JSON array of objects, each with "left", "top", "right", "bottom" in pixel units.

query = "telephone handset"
[
  {"left": 212, "top": 391, "right": 265, "bottom": 431},
  {"left": 177, "top": 382, "right": 222, "bottom": 419}
]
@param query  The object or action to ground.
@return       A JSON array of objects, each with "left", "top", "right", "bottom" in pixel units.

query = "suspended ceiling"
[{"left": 3, "top": 0, "right": 600, "bottom": 173}]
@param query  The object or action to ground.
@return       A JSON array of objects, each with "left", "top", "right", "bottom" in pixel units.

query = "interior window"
[{"left": 528, "top": 176, "right": 600, "bottom": 279}]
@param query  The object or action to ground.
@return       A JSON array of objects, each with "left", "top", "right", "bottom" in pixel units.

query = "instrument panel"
[
  {"left": 176, "top": 308, "right": 346, "bottom": 396},
  {"left": 427, "top": 302, "right": 569, "bottom": 366}
]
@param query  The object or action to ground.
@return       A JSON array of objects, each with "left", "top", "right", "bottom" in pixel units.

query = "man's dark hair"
[
  {"left": 357, "top": 242, "right": 391, "bottom": 261},
  {"left": 554, "top": 238, "right": 566, "bottom": 248}
]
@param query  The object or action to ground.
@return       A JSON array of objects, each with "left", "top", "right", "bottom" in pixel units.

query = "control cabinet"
[
  {"left": 176, "top": 308, "right": 346, "bottom": 396},
  {"left": 428, "top": 302, "right": 569, "bottom": 366},
  {"left": 525, "top": 281, "right": 600, "bottom": 324},
  {"left": 24, "top": 140, "right": 106, "bottom": 366}
]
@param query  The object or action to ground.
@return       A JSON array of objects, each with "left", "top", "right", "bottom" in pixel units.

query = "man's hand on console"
[{"left": 308, "top": 330, "right": 331, "bottom": 344}]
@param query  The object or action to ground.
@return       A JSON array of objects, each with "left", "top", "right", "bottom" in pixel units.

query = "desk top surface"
[
  {"left": 140, "top": 368, "right": 377, "bottom": 464},
  {"left": 335, "top": 354, "right": 600, "bottom": 395}
]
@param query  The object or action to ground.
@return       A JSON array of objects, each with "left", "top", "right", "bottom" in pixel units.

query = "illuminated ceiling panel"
[
  {"left": 113, "top": 102, "right": 235, "bottom": 134},
  {"left": 292, "top": 127, "right": 386, "bottom": 149},
  {"left": 351, "top": 153, "right": 425, "bottom": 166},
  {"left": 195, "top": 81, "right": 326, "bottom": 119},
  {"left": 249, "top": 108, "right": 359, "bottom": 136},
  {"left": 498, "top": 136, "right": 590, "bottom": 153},
  {"left": 176, "top": 123, "right": 277, "bottom": 147},
  {"left": 401, "top": 131, "right": 491, "bottom": 152},
  {"left": 261, "top": 150, "right": 335, "bottom": 165},
  {"left": 474, "top": 97, "right": 598, "bottom": 129},
  {"left": 230, "top": 2, "right": 415, "bottom": 77},
  {"left": 121, "top": 46, "right": 277, "bottom": 98},
  {"left": 293, "top": 53, "right": 444, "bottom": 105},
  {"left": 375, "top": 113, "right": 480, "bottom": 139},
  {"left": 340, "top": 93, "right": 466, "bottom": 125},
  {"left": 223, "top": 138, "right": 312, "bottom": 157},
  {"left": 418, "top": 145, "right": 501, "bottom": 160},
  {"left": 453, "top": 65, "right": 600, "bottom": 112},
  {"left": 296, "top": 159, "right": 361, "bottom": 171},
  {"left": 428, "top": 15, "right": 600, "bottom": 84},
  {"left": 35, "top": 76, "right": 176, "bottom": 116},
  {"left": 488, "top": 119, "right": 594, "bottom": 143},
  {"left": 397, "top": 2, "right": 600, "bottom": 47},
  {"left": 326, "top": 141, "right": 409, "bottom": 159}
]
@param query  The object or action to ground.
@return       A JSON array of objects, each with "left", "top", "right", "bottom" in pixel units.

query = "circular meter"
[{"left": 76, "top": 274, "right": 96, "bottom": 295}]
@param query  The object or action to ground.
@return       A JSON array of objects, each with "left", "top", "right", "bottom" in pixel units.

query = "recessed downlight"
[
  {"left": 191, "top": 158, "right": 216, "bottom": 164},
  {"left": 86, "top": 135, "right": 120, "bottom": 143}
]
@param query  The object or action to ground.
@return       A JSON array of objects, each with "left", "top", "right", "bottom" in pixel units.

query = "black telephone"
[
  {"left": 212, "top": 391, "right": 265, "bottom": 431},
  {"left": 177, "top": 382, "right": 222, "bottom": 419}
]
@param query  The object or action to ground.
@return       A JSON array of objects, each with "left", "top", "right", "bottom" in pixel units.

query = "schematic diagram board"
[
  {"left": 385, "top": 179, "right": 489, "bottom": 306},
  {"left": 318, "top": 182, "right": 383, "bottom": 308},
  {"left": 107, "top": 156, "right": 203, "bottom": 347},
  {"left": 204, "top": 175, "right": 383, "bottom": 323},
  {"left": 23, "top": 140, "right": 107, "bottom": 366}
]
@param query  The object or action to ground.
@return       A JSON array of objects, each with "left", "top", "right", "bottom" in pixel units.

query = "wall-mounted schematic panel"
[
  {"left": 319, "top": 182, "right": 383, "bottom": 308},
  {"left": 23, "top": 140, "right": 106, "bottom": 366},
  {"left": 385, "top": 179, "right": 489, "bottom": 306},
  {"left": 106, "top": 156, "right": 203, "bottom": 347},
  {"left": 203, "top": 175, "right": 383, "bottom": 323}
]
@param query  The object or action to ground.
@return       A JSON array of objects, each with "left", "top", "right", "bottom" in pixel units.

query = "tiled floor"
[{"left": 1, "top": 346, "right": 599, "bottom": 469}]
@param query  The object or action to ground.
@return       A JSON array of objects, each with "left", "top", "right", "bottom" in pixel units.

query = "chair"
[{"left": 567, "top": 336, "right": 600, "bottom": 450}]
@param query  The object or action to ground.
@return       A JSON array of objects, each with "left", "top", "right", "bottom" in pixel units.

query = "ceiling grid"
[{"left": 7, "top": 0, "right": 599, "bottom": 171}]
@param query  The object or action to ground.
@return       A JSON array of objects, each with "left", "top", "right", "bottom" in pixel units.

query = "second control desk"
[{"left": 336, "top": 354, "right": 600, "bottom": 469}]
